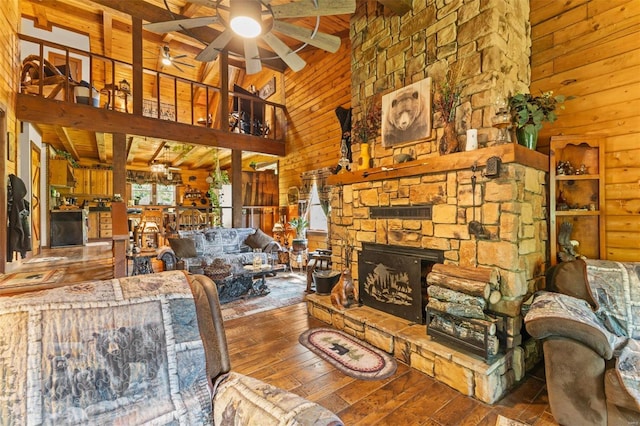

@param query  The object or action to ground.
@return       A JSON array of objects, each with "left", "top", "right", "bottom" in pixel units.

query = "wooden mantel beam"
[
  {"left": 16, "top": 94, "right": 285, "bottom": 157},
  {"left": 377, "top": 0, "right": 413, "bottom": 15},
  {"left": 327, "top": 144, "right": 549, "bottom": 186}
]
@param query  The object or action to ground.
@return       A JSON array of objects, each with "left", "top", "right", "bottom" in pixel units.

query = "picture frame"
[
  {"left": 381, "top": 77, "right": 432, "bottom": 147},
  {"left": 7, "top": 131, "right": 15, "bottom": 162},
  {"left": 259, "top": 77, "right": 276, "bottom": 100}
]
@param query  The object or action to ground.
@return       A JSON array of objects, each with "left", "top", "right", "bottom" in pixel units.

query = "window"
[
  {"left": 156, "top": 184, "right": 176, "bottom": 205},
  {"left": 307, "top": 182, "right": 328, "bottom": 232},
  {"left": 131, "top": 183, "right": 175, "bottom": 206}
]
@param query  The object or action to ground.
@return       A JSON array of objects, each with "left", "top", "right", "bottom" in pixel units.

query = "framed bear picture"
[{"left": 381, "top": 77, "right": 432, "bottom": 147}]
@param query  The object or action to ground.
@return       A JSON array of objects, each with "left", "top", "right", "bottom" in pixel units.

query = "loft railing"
[{"left": 18, "top": 34, "right": 286, "bottom": 141}]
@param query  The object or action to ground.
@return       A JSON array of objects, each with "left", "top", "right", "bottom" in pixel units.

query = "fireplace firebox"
[{"left": 358, "top": 243, "right": 444, "bottom": 323}]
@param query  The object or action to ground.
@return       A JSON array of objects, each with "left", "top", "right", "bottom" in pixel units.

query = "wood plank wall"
[
  {"left": 530, "top": 0, "right": 640, "bottom": 261},
  {"left": 278, "top": 40, "right": 352, "bottom": 207},
  {"left": 1, "top": 0, "right": 19, "bottom": 178}
]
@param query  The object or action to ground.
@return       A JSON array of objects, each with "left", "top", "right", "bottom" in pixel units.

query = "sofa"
[
  {"left": 524, "top": 259, "right": 640, "bottom": 426},
  {"left": 172, "top": 227, "right": 282, "bottom": 273},
  {"left": 0, "top": 270, "right": 342, "bottom": 425}
]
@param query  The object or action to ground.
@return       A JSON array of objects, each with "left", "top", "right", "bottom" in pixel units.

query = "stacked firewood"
[{"left": 426, "top": 264, "right": 502, "bottom": 357}]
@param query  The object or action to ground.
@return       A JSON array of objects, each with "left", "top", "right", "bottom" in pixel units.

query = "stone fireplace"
[
  {"left": 359, "top": 242, "right": 443, "bottom": 323},
  {"left": 306, "top": 144, "right": 548, "bottom": 403}
]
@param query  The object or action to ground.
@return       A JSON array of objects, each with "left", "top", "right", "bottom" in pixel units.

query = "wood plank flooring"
[{"left": 4, "top": 245, "right": 559, "bottom": 425}]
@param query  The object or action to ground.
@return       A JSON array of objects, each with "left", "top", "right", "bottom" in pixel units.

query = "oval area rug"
[{"left": 299, "top": 328, "right": 397, "bottom": 380}]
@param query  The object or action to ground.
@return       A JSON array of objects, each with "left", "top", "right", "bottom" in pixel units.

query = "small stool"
[{"left": 306, "top": 250, "right": 332, "bottom": 292}]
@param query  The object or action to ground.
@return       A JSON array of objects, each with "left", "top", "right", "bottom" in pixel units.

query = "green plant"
[
  {"left": 509, "top": 91, "right": 570, "bottom": 132},
  {"left": 288, "top": 217, "right": 309, "bottom": 239}
]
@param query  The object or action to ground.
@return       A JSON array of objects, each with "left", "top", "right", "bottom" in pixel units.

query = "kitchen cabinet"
[
  {"left": 73, "top": 168, "right": 112, "bottom": 196},
  {"left": 49, "top": 159, "right": 76, "bottom": 187},
  {"left": 549, "top": 135, "right": 606, "bottom": 265}
]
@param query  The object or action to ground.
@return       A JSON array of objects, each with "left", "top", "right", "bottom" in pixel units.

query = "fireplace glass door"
[{"left": 358, "top": 245, "right": 424, "bottom": 323}]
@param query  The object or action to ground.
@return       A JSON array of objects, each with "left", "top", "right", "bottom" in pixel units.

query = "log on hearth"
[
  {"left": 427, "top": 299, "right": 485, "bottom": 320},
  {"left": 428, "top": 314, "right": 500, "bottom": 356},
  {"left": 427, "top": 285, "right": 487, "bottom": 310},
  {"left": 431, "top": 264, "right": 500, "bottom": 288},
  {"left": 426, "top": 271, "right": 491, "bottom": 300}
]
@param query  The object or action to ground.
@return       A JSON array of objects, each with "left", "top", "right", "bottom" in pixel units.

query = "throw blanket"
[
  {"left": 584, "top": 260, "right": 640, "bottom": 339},
  {"left": 0, "top": 271, "right": 212, "bottom": 425}
]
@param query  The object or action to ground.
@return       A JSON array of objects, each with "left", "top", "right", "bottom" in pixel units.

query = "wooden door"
[{"left": 31, "top": 143, "right": 42, "bottom": 255}]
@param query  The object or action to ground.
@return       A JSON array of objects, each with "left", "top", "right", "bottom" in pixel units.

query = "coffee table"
[
  {"left": 238, "top": 264, "right": 286, "bottom": 287},
  {"left": 209, "top": 264, "right": 286, "bottom": 304}
]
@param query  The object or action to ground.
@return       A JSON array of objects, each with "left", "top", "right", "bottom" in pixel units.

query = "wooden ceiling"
[{"left": 20, "top": 0, "right": 353, "bottom": 171}]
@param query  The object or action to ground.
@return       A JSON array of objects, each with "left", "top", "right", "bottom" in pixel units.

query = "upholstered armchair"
[{"left": 524, "top": 260, "right": 640, "bottom": 426}]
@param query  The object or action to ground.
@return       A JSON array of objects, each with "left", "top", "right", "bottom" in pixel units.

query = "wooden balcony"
[{"left": 16, "top": 34, "right": 286, "bottom": 157}]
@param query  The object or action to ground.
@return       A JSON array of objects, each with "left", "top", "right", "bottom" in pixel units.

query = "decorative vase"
[
  {"left": 516, "top": 127, "right": 539, "bottom": 150},
  {"left": 438, "top": 122, "right": 459, "bottom": 155},
  {"left": 358, "top": 142, "right": 371, "bottom": 170}
]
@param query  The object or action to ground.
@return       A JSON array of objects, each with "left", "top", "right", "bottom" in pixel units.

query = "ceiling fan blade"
[
  {"left": 271, "top": 0, "right": 356, "bottom": 19},
  {"left": 272, "top": 21, "right": 341, "bottom": 53},
  {"left": 144, "top": 16, "right": 219, "bottom": 33},
  {"left": 196, "top": 29, "right": 234, "bottom": 62},
  {"left": 172, "top": 62, "right": 185, "bottom": 73},
  {"left": 175, "top": 61, "right": 196, "bottom": 68},
  {"left": 244, "top": 39, "right": 262, "bottom": 75},
  {"left": 262, "top": 32, "right": 306, "bottom": 72},
  {"left": 173, "top": 54, "right": 188, "bottom": 59}
]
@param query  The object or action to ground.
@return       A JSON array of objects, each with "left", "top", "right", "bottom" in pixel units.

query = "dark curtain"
[{"left": 7, "top": 174, "right": 31, "bottom": 261}]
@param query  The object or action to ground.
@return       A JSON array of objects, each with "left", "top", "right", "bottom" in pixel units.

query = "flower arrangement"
[
  {"left": 509, "top": 91, "right": 569, "bottom": 132},
  {"left": 351, "top": 98, "right": 382, "bottom": 144}
]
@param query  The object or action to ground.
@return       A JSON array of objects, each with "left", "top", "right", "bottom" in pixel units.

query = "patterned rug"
[
  {"left": 221, "top": 272, "right": 307, "bottom": 321},
  {"left": 299, "top": 328, "right": 398, "bottom": 380}
]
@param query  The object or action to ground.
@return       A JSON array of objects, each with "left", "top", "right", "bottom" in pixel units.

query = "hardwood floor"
[{"left": 5, "top": 245, "right": 559, "bottom": 425}]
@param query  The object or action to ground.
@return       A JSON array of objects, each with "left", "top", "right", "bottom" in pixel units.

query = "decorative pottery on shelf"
[
  {"left": 358, "top": 142, "right": 371, "bottom": 170},
  {"left": 516, "top": 126, "right": 539, "bottom": 150}
]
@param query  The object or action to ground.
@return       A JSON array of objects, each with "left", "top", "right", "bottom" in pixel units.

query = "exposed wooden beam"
[
  {"left": 190, "top": 146, "right": 215, "bottom": 169},
  {"left": 89, "top": 0, "right": 287, "bottom": 73},
  {"left": 150, "top": 140, "right": 167, "bottom": 163},
  {"left": 55, "top": 126, "right": 80, "bottom": 161},
  {"left": 17, "top": 95, "right": 285, "bottom": 156},
  {"left": 377, "top": 0, "right": 413, "bottom": 15},
  {"left": 95, "top": 132, "right": 107, "bottom": 162},
  {"left": 32, "top": 5, "right": 52, "bottom": 31},
  {"left": 102, "top": 11, "right": 113, "bottom": 57}
]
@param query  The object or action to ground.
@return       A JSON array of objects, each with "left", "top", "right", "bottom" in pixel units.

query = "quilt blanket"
[{"left": 0, "top": 270, "right": 212, "bottom": 425}]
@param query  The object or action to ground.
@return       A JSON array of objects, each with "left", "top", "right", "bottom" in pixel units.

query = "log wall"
[
  {"left": 531, "top": 0, "right": 640, "bottom": 261},
  {"left": 1, "top": 0, "right": 19, "bottom": 177},
  {"left": 279, "top": 40, "right": 352, "bottom": 206}
]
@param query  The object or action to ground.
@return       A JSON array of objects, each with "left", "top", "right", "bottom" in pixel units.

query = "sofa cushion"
[
  {"left": 168, "top": 237, "right": 197, "bottom": 258},
  {"left": 525, "top": 291, "right": 622, "bottom": 359},
  {"left": 245, "top": 228, "right": 273, "bottom": 251},
  {"left": 546, "top": 259, "right": 595, "bottom": 307},
  {"left": 213, "top": 371, "right": 343, "bottom": 425}
]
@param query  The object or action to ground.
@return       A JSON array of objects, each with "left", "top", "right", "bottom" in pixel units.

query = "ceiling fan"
[
  {"left": 158, "top": 45, "right": 195, "bottom": 72},
  {"left": 144, "top": 0, "right": 356, "bottom": 74}
]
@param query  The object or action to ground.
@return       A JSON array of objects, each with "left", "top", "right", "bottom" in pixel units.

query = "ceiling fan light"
[
  {"left": 230, "top": 1, "right": 262, "bottom": 38},
  {"left": 161, "top": 57, "right": 172, "bottom": 66}
]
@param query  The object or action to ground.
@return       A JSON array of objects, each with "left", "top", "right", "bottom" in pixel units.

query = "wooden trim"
[
  {"left": 327, "top": 144, "right": 549, "bottom": 186},
  {"left": 16, "top": 95, "right": 285, "bottom": 156}
]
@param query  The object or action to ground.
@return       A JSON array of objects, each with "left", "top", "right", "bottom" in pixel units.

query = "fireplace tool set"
[{"left": 468, "top": 163, "right": 490, "bottom": 239}]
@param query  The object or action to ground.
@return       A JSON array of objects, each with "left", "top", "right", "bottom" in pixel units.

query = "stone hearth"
[
  {"left": 306, "top": 293, "right": 539, "bottom": 404},
  {"left": 322, "top": 144, "right": 548, "bottom": 401}
]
